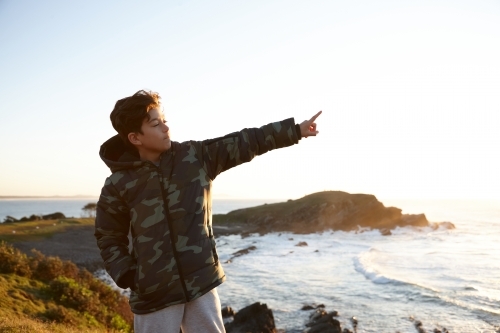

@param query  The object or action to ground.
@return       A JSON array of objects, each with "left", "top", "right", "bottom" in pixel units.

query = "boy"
[{"left": 95, "top": 90, "right": 321, "bottom": 333}]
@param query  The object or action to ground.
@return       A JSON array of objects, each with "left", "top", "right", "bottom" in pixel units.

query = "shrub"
[
  {"left": 0, "top": 241, "right": 31, "bottom": 277},
  {"left": 79, "top": 269, "right": 133, "bottom": 325},
  {"left": 32, "top": 253, "right": 64, "bottom": 282},
  {"left": 42, "top": 304, "right": 76, "bottom": 324},
  {"left": 0, "top": 242, "right": 133, "bottom": 331},
  {"left": 30, "top": 250, "right": 79, "bottom": 282},
  {"left": 110, "top": 314, "right": 131, "bottom": 332},
  {"left": 47, "top": 276, "right": 133, "bottom": 330},
  {"left": 49, "top": 276, "right": 100, "bottom": 313}
]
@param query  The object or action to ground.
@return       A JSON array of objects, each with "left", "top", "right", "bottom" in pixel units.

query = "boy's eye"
[{"left": 153, "top": 120, "right": 166, "bottom": 127}]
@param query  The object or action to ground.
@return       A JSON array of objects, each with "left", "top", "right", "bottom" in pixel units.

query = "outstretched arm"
[
  {"left": 197, "top": 118, "right": 300, "bottom": 180},
  {"left": 299, "top": 110, "right": 322, "bottom": 138},
  {"left": 196, "top": 112, "right": 322, "bottom": 180}
]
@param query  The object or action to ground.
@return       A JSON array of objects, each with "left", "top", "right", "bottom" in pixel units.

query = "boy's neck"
[{"left": 138, "top": 150, "right": 161, "bottom": 164}]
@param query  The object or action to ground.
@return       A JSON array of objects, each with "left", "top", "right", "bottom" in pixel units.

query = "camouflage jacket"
[{"left": 95, "top": 118, "right": 300, "bottom": 314}]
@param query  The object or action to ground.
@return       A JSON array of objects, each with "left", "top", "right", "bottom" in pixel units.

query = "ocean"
[
  {"left": 0, "top": 198, "right": 99, "bottom": 221},
  {"left": 0, "top": 198, "right": 280, "bottom": 221},
  {"left": 1, "top": 197, "right": 499, "bottom": 332}
]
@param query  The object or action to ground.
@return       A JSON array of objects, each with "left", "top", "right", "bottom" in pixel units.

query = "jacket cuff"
[{"left": 295, "top": 124, "right": 302, "bottom": 140}]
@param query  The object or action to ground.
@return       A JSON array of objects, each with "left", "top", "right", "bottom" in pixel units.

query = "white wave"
[
  {"left": 352, "top": 249, "right": 440, "bottom": 294},
  {"left": 437, "top": 294, "right": 500, "bottom": 317},
  {"left": 352, "top": 250, "right": 402, "bottom": 285}
]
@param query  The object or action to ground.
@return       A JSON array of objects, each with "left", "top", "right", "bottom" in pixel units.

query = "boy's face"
[{"left": 132, "top": 108, "right": 171, "bottom": 156}]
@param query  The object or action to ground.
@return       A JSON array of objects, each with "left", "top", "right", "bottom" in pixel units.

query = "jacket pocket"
[{"left": 135, "top": 255, "right": 178, "bottom": 295}]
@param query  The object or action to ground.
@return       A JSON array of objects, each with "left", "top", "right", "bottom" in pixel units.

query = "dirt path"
[
  {"left": 13, "top": 225, "right": 104, "bottom": 272},
  {"left": 12, "top": 224, "right": 250, "bottom": 273}
]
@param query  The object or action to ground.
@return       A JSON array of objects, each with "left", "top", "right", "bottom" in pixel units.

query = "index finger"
[{"left": 309, "top": 110, "right": 322, "bottom": 123}]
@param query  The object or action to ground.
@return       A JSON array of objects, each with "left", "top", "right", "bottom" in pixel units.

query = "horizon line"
[
  {"left": 0, "top": 192, "right": 499, "bottom": 202},
  {"left": 0, "top": 195, "right": 99, "bottom": 199}
]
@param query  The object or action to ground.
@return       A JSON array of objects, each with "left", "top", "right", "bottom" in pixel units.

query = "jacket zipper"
[{"left": 157, "top": 152, "right": 190, "bottom": 302}]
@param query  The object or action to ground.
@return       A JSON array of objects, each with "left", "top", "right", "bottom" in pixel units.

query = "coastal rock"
[
  {"left": 224, "top": 302, "right": 276, "bottom": 333},
  {"left": 303, "top": 307, "right": 358, "bottom": 333},
  {"left": 430, "top": 221, "right": 455, "bottom": 230},
  {"left": 409, "top": 317, "right": 449, "bottom": 333},
  {"left": 305, "top": 309, "right": 341, "bottom": 333},
  {"left": 221, "top": 306, "right": 236, "bottom": 317},
  {"left": 213, "top": 191, "right": 451, "bottom": 235},
  {"left": 225, "top": 246, "right": 257, "bottom": 263},
  {"left": 380, "top": 228, "right": 392, "bottom": 236},
  {"left": 350, "top": 316, "right": 358, "bottom": 332},
  {"left": 414, "top": 320, "right": 425, "bottom": 333},
  {"left": 301, "top": 303, "right": 325, "bottom": 310}
]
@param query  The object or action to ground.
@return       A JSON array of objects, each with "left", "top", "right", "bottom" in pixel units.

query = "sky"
[{"left": 0, "top": 0, "right": 499, "bottom": 201}]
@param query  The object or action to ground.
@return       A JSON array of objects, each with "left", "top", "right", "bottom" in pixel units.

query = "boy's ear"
[{"left": 127, "top": 132, "right": 142, "bottom": 147}]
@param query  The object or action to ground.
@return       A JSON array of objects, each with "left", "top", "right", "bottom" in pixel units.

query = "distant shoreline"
[
  {"left": 0, "top": 196, "right": 280, "bottom": 201},
  {"left": 0, "top": 195, "right": 98, "bottom": 199}
]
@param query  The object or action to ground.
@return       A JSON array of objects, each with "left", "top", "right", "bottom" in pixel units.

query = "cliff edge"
[{"left": 213, "top": 191, "right": 454, "bottom": 235}]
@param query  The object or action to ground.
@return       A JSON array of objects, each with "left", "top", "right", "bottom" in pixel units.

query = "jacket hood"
[{"left": 99, "top": 135, "right": 145, "bottom": 173}]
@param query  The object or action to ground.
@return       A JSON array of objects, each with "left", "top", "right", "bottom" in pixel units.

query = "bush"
[
  {"left": 79, "top": 269, "right": 133, "bottom": 325},
  {"left": 0, "top": 241, "right": 31, "bottom": 277},
  {"left": 30, "top": 249, "right": 79, "bottom": 282},
  {"left": 42, "top": 304, "right": 75, "bottom": 324},
  {"left": 110, "top": 314, "right": 131, "bottom": 332},
  {"left": 49, "top": 276, "right": 100, "bottom": 313},
  {"left": 0, "top": 241, "right": 133, "bottom": 332},
  {"left": 48, "top": 276, "right": 133, "bottom": 331}
]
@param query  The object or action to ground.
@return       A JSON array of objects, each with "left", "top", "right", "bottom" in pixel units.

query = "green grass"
[
  {"left": 0, "top": 219, "right": 94, "bottom": 242},
  {"left": 0, "top": 273, "right": 128, "bottom": 332},
  {"left": 0, "top": 282, "right": 131, "bottom": 332},
  {"left": 0, "top": 242, "right": 133, "bottom": 333}
]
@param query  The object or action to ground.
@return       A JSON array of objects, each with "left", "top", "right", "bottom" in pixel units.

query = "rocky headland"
[{"left": 213, "top": 191, "right": 455, "bottom": 236}]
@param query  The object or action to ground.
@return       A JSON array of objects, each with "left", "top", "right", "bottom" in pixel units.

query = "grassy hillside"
[
  {"left": 0, "top": 218, "right": 94, "bottom": 243},
  {"left": 0, "top": 241, "right": 133, "bottom": 333}
]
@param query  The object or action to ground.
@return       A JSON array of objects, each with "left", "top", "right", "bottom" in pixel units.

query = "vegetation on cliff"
[
  {"left": 0, "top": 218, "right": 95, "bottom": 243},
  {"left": 0, "top": 241, "right": 132, "bottom": 333},
  {"left": 213, "top": 191, "right": 454, "bottom": 234}
]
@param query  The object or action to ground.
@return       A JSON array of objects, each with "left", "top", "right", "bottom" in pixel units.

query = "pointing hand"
[{"left": 299, "top": 111, "right": 322, "bottom": 138}]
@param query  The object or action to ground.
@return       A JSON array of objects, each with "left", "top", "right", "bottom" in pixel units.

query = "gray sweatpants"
[{"left": 133, "top": 288, "right": 225, "bottom": 333}]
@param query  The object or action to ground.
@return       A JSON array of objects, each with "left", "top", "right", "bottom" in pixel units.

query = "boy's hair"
[{"left": 110, "top": 90, "right": 161, "bottom": 144}]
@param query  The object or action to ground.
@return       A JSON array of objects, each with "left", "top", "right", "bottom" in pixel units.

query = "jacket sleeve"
[
  {"left": 94, "top": 178, "right": 136, "bottom": 289},
  {"left": 199, "top": 117, "right": 300, "bottom": 180}
]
